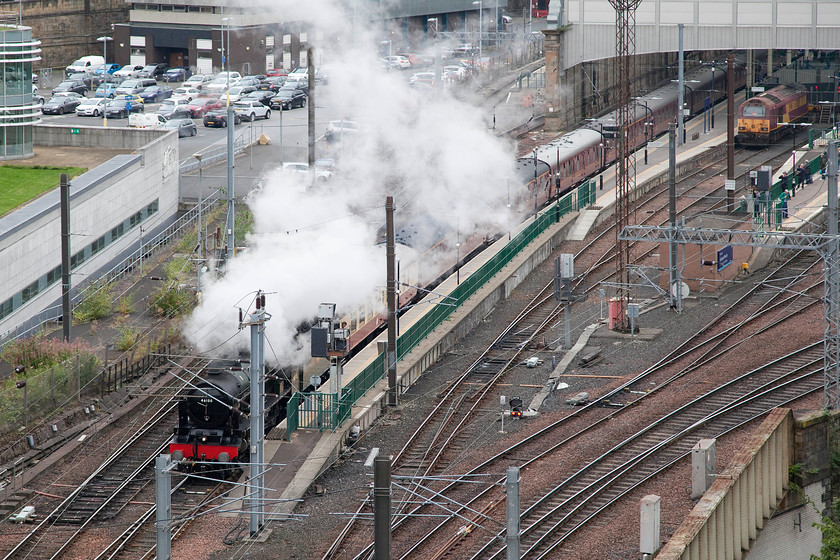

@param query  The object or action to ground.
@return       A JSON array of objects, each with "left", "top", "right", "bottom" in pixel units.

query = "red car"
[
  {"left": 265, "top": 68, "right": 288, "bottom": 77},
  {"left": 185, "top": 97, "right": 222, "bottom": 118}
]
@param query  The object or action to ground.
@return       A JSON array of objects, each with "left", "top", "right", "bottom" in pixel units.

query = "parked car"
[
  {"left": 139, "top": 85, "right": 173, "bottom": 103},
  {"left": 265, "top": 68, "right": 287, "bottom": 77},
  {"left": 91, "top": 72, "right": 121, "bottom": 88},
  {"left": 105, "top": 97, "right": 145, "bottom": 118},
  {"left": 115, "top": 78, "right": 156, "bottom": 96},
  {"left": 281, "top": 161, "right": 331, "bottom": 182},
  {"left": 184, "top": 74, "right": 213, "bottom": 89},
  {"left": 325, "top": 120, "right": 362, "bottom": 144},
  {"left": 383, "top": 55, "right": 411, "bottom": 69},
  {"left": 155, "top": 98, "right": 193, "bottom": 120},
  {"left": 222, "top": 85, "right": 256, "bottom": 103},
  {"left": 95, "top": 83, "right": 119, "bottom": 98},
  {"left": 41, "top": 92, "right": 83, "bottom": 114},
  {"left": 171, "top": 87, "right": 201, "bottom": 102},
  {"left": 202, "top": 108, "right": 241, "bottom": 127},
  {"left": 162, "top": 66, "right": 192, "bottom": 83},
  {"left": 164, "top": 117, "right": 197, "bottom": 137},
  {"left": 236, "top": 77, "right": 261, "bottom": 88},
  {"left": 137, "top": 63, "right": 169, "bottom": 79},
  {"left": 113, "top": 65, "right": 145, "bottom": 79},
  {"left": 205, "top": 72, "right": 241, "bottom": 95},
  {"left": 409, "top": 72, "right": 436, "bottom": 87},
  {"left": 233, "top": 100, "right": 271, "bottom": 121},
  {"left": 74, "top": 97, "right": 109, "bottom": 117},
  {"left": 185, "top": 97, "right": 222, "bottom": 118},
  {"left": 53, "top": 79, "right": 88, "bottom": 95},
  {"left": 280, "top": 79, "right": 308, "bottom": 94},
  {"left": 243, "top": 90, "right": 275, "bottom": 106},
  {"left": 66, "top": 72, "right": 95, "bottom": 89},
  {"left": 258, "top": 76, "right": 286, "bottom": 92},
  {"left": 93, "top": 63, "right": 121, "bottom": 76},
  {"left": 269, "top": 88, "right": 306, "bottom": 110}
]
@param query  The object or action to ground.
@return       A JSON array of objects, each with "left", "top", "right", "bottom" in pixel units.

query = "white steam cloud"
[{"left": 183, "top": 0, "right": 519, "bottom": 365}]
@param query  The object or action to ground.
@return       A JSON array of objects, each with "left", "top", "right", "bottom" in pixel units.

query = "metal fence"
[{"left": 178, "top": 125, "right": 260, "bottom": 174}]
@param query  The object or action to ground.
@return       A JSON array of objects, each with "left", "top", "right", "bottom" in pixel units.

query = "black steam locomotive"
[{"left": 170, "top": 357, "right": 284, "bottom": 473}]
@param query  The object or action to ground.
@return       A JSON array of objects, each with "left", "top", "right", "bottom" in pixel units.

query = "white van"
[
  {"left": 128, "top": 113, "right": 167, "bottom": 129},
  {"left": 66, "top": 56, "right": 105, "bottom": 76}
]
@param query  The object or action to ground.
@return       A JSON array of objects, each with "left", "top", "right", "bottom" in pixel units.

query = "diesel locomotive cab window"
[{"left": 743, "top": 106, "right": 765, "bottom": 117}]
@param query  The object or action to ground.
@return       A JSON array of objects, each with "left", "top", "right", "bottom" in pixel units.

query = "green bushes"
[{"left": 73, "top": 283, "right": 114, "bottom": 323}]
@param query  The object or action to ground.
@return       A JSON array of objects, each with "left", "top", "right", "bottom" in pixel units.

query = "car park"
[
  {"left": 137, "top": 63, "right": 169, "bottom": 79},
  {"left": 75, "top": 97, "right": 108, "bottom": 117},
  {"left": 164, "top": 117, "right": 197, "bottom": 137},
  {"left": 155, "top": 98, "right": 192, "bottom": 119},
  {"left": 269, "top": 88, "right": 306, "bottom": 110},
  {"left": 171, "top": 87, "right": 201, "bottom": 101},
  {"left": 202, "top": 108, "right": 241, "bottom": 127},
  {"left": 41, "top": 92, "right": 83, "bottom": 114},
  {"left": 184, "top": 74, "right": 213, "bottom": 90},
  {"left": 105, "top": 97, "right": 145, "bottom": 118},
  {"left": 53, "top": 79, "right": 88, "bottom": 95},
  {"left": 113, "top": 65, "right": 145, "bottom": 79},
  {"left": 162, "top": 66, "right": 192, "bottom": 82},
  {"left": 95, "top": 83, "right": 119, "bottom": 98},
  {"left": 233, "top": 100, "right": 271, "bottom": 121},
  {"left": 139, "top": 85, "right": 173, "bottom": 103},
  {"left": 243, "top": 90, "right": 274, "bottom": 106},
  {"left": 186, "top": 97, "right": 223, "bottom": 118}
]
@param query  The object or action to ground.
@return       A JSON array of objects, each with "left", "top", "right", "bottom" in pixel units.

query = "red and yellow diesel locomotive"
[{"left": 736, "top": 83, "right": 810, "bottom": 146}]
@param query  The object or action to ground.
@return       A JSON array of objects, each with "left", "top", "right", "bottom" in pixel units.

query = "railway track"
[
  {"left": 334, "top": 246, "right": 822, "bottom": 559},
  {"left": 0, "top": 402, "right": 177, "bottom": 560},
  {"left": 323, "top": 135, "right": 810, "bottom": 559}
]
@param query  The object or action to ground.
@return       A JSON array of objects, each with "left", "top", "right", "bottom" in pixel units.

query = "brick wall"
[{"left": 23, "top": 0, "right": 129, "bottom": 70}]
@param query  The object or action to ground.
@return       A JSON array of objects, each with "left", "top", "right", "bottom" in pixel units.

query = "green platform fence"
[{"left": 286, "top": 180, "right": 595, "bottom": 437}]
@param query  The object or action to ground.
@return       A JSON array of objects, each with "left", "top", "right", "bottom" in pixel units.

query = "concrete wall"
[{"left": 0, "top": 125, "right": 180, "bottom": 338}]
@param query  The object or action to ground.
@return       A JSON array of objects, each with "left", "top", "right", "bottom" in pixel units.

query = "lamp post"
[
  {"left": 473, "top": 1, "right": 483, "bottom": 64},
  {"left": 97, "top": 36, "right": 112, "bottom": 127},
  {"left": 635, "top": 99, "right": 654, "bottom": 165}
]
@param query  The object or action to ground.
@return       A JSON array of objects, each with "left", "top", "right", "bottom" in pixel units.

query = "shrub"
[
  {"left": 73, "top": 283, "right": 114, "bottom": 323},
  {"left": 116, "top": 328, "right": 138, "bottom": 352},
  {"left": 116, "top": 294, "right": 135, "bottom": 315},
  {"left": 1, "top": 333, "right": 97, "bottom": 370}
]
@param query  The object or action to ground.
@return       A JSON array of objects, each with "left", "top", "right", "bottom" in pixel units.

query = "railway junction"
[{"left": 3, "top": 16, "right": 840, "bottom": 560}]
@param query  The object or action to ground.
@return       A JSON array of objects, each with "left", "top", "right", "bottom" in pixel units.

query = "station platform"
[{"left": 224, "top": 90, "right": 839, "bottom": 526}]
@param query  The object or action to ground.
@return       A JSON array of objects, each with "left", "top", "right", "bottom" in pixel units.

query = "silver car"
[{"left": 75, "top": 97, "right": 109, "bottom": 117}]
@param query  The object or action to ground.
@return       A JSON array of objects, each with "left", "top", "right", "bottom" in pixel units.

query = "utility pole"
[
  {"left": 244, "top": 291, "right": 269, "bottom": 535},
  {"left": 826, "top": 140, "right": 839, "bottom": 409},
  {"left": 155, "top": 454, "right": 172, "bottom": 560},
  {"left": 386, "top": 197, "right": 398, "bottom": 406},
  {"left": 224, "top": 17, "right": 235, "bottom": 257},
  {"left": 677, "top": 23, "right": 685, "bottom": 146},
  {"left": 374, "top": 456, "right": 392, "bottom": 560},
  {"left": 506, "top": 466, "right": 520, "bottom": 560},
  {"left": 60, "top": 173, "right": 71, "bottom": 342},
  {"left": 668, "top": 123, "right": 681, "bottom": 312},
  {"left": 727, "top": 53, "right": 735, "bottom": 210}
]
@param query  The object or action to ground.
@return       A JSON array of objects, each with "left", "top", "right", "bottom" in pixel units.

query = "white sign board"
[{"left": 725, "top": 179, "right": 736, "bottom": 191}]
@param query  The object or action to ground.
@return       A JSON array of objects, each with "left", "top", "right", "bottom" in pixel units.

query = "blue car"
[
  {"left": 95, "top": 83, "right": 119, "bottom": 98},
  {"left": 138, "top": 85, "right": 173, "bottom": 103},
  {"left": 163, "top": 67, "right": 192, "bottom": 83},
  {"left": 93, "top": 63, "right": 121, "bottom": 76}
]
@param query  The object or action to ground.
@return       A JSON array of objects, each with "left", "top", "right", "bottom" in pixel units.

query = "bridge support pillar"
[{"left": 543, "top": 28, "right": 572, "bottom": 132}]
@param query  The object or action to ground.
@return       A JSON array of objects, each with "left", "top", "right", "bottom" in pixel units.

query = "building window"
[
  {"left": 0, "top": 298, "right": 12, "bottom": 319},
  {"left": 21, "top": 280, "right": 39, "bottom": 303},
  {"left": 46, "top": 265, "right": 61, "bottom": 285},
  {"left": 111, "top": 223, "right": 124, "bottom": 240},
  {"left": 90, "top": 235, "right": 105, "bottom": 255},
  {"left": 147, "top": 200, "right": 159, "bottom": 215},
  {"left": 129, "top": 211, "right": 142, "bottom": 228}
]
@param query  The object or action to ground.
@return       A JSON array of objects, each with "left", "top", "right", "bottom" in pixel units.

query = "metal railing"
[{"left": 178, "top": 124, "right": 259, "bottom": 174}]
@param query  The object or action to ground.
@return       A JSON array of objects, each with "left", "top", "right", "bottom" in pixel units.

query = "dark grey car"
[{"left": 164, "top": 118, "right": 197, "bottom": 137}]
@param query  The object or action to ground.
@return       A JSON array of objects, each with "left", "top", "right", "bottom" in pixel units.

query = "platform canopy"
[{"left": 551, "top": 0, "right": 840, "bottom": 70}]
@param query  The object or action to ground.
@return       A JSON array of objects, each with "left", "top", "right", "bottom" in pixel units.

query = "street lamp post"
[
  {"left": 97, "top": 36, "right": 112, "bottom": 127},
  {"left": 473, "top": 1, "right": 483, "bottom": 64},
  {"left": 222, "top": 16, "right": 235, "bottom": 257}
]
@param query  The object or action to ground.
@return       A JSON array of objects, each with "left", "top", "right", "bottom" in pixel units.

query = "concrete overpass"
[{"left": 542, "top": 0, "right": 840, "bottom": 129}]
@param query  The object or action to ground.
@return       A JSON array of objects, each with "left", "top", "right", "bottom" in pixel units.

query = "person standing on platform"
[
  {"left": 779, "top": 188, "right": 789, "bottom": 219},
  {"left": 752, "top": 188, "right": 761, "bottom": 220}
]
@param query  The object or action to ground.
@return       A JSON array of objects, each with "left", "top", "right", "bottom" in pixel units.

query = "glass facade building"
[{"left": 0, "top": 24, "right": 41, "bottom": 160}]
